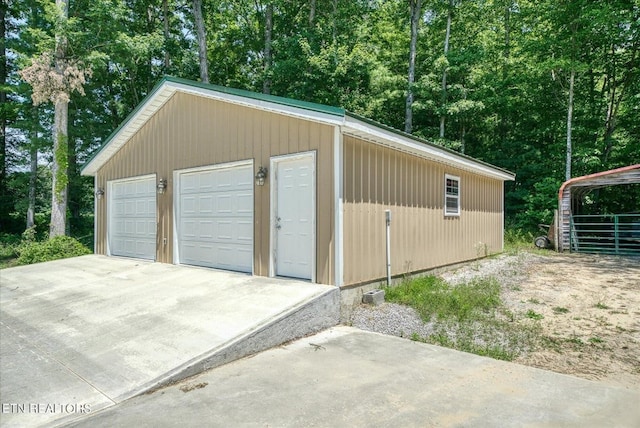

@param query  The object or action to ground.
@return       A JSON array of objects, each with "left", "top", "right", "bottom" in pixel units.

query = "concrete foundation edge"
[{"left": 126, "top": 287, "right": 341, "bottom": 399}]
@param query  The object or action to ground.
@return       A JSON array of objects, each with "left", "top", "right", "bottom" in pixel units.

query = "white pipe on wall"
[{"left": 385, "top": 209, "right": 391, "bottom": 285}]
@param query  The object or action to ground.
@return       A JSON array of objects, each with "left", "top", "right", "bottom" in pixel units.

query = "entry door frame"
[{"left": 269, "top": 151, "right": 316, "bottom": 282}]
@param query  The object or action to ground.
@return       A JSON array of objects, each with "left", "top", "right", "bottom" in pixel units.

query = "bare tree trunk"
[
  {"left": 50, "top": 0, "right": 69, "bottom": 238},
  {"left": 440, "top": 0, "right": 453, "bottom": 139},
  {"left": 565, "top": 69, "right": 575, "bottom": 181},
  {"left": 193, "top": 0, "right": 209, "bottom": 83},
  {"left": 405, "top": 0, "right": 421, "bottom": 134},
  {"left": 504, "top": 1, "right": 511, "bottom": 59},
  {"left": 263, "top": 3, "right": 273, "bottom": 94},
  {"left": 27, "top": 144, "right": 37, "bottom": 230},
  {"left": 309, "top": 0, "right": 315, "bottom": 25},
  {"left": 163, "top": 0, "right": 170, "bottom": 70},
  {"left": 0, "top": 0, "right": 7, "bottom": 231}
]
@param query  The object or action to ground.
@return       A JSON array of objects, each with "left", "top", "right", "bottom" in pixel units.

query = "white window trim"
[{"left": 444, "top": 174, "right": 461, "bottom": 217}]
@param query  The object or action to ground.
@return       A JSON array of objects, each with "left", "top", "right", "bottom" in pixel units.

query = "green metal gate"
[{"left": 570, "top": 214, "right": 640, "bottom": 255}]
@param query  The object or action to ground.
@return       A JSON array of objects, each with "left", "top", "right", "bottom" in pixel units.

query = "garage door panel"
[
  {"left": 109, "top": 176, "right": 156, "bottom": 260},
  {"left": 178, "top": 164, "right": 253, "bottom": 273}
]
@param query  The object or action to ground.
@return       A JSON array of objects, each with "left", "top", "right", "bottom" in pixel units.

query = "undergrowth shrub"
[
  {"left": 0, "top": 233, "right": 21, "bottom": 259},
  {"left": 17, "top": 236, "right": 91, "bottom": 265}
]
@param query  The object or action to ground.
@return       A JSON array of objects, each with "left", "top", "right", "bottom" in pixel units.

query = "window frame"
[{"left": 444, "top": 174, "right": 461, "bottom": 217}]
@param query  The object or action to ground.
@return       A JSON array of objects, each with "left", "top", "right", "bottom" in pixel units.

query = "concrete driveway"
[
  {"left": 69, "top": 327, "right": 640, "bottom": 428},
  {"left": 0, "top": 255, "right": 338, "bottom": 427}
]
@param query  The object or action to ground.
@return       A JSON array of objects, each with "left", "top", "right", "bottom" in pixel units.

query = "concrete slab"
[
  {"left": 0, "top": 255, "right": 338, "bottom": 427},
  {"left": 67, "top": 327, "right": 640, "bottom": 428}
]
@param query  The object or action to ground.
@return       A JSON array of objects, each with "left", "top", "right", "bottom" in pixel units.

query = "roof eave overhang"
[{"left": 342, "top": 114, "right": 515, "bottom": 182}]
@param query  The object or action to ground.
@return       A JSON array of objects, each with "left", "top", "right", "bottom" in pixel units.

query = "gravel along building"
[{"left": 82, "top": 76, "right": 515, "bottom": 288}]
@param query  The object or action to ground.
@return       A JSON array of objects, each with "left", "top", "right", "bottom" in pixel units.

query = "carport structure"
[{"left": 557, "top": 164, "right": 640, "bottom": 254}]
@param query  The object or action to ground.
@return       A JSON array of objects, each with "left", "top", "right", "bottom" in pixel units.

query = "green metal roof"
[{"left": 164, "top": 76, "right": 346, "bottom": 117}]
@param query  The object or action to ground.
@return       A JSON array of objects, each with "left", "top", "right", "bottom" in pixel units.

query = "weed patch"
[
  {"left": 385, "top": 275, "right": 540, "bottom": 361},
  {"left": 384, "top": 276, "right": 501, "bottom": 322},
  {"left": 526, "top": 310, "right": 544, "bottom": 320}
]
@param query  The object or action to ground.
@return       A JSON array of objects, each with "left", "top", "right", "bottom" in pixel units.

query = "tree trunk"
[
  {"left": 440, "top": 0, "right": 453, "bottom": 139},
  {"left": 405, "top": 0, "right": 421, "bottom": 134},
  {"left": 0, "top": 0, "right": 7, "bottom": 231},
  {"left": 163, "top": 0, "right": 171, "bottom": 70},
  {"left": 27, "top": 144, "right": 37, "bottom": 230},
  {"left": 309, "top": 0, "right": 315, "bottom": 25},
  {"left": 50, "top": 0, "right": 69, "bottom": 238},
  {"left": 263, "top": 3, "right": 273, "bottom": 94},
  {"left": 504, "top": 1, "right": 511, "bottom": 59},
  {"left": 565, "top": 69, "right": 575, "bottom": 181},
  {"left": 193, "top": 0, "right": 209, "bottom": 83}
]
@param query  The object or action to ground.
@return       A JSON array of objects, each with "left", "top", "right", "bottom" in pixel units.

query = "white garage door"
[
  {"left": 109, "top": 175, "right": 157, "bottom": 260},
  {"left": 177, "top": 163, "right": 253, "bottom": 273}
]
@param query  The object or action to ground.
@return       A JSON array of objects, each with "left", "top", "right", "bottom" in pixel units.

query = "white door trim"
[
  {"left": 172, "top": 159, "right": 254, "bottom": 272},
  {"left": 269, "top": 151, "right": 316, "bottom": 282},
  {"left": 106, "top": 173, "right": 157, "bottom": 260}
]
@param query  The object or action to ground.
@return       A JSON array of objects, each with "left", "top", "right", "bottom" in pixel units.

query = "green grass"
[
  {"left": 552, "top": 306, "right": 569, "bottom": 314},
  {"left": 526, "top": 310, "right": 544, "bottom": 320},
  {"left": 385, "top": 275, "right": 541, "bottom": 361},
  {"left": 384, "top": 275, "right": 501, "bottom": 322},
  {"left": 595, "top": 302, "right": 610, "bottom": 310}
]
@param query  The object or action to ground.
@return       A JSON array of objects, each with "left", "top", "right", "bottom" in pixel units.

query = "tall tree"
[
  {"left": 193, "top": 0, "right": 208, "bottom": 83},
  {"left": 51, "top": 0, "right": 69, "bottom": 237},
  {"left": 405, "top": 0, "right": 421, "bottom": 133},
  {"left": 0, "top": 0, "right": 7, "bottom": 231},
  {"left": 19, "top": 0, "right": 90, "bottom": 237},
  {"left": 439, "top": 0, "right": 453, "bottom": 139},
  {"left": 263, "top": 2, "right": 273, "bottom": 94}
]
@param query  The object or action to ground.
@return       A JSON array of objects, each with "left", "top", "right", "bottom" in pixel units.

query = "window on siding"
[{"left": 444, "top": 174, "right": 460, "bottom": 216}]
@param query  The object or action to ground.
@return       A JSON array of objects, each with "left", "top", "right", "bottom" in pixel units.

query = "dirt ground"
[{"left": 500, "top": 252, "right": 640, "bottom": 390}]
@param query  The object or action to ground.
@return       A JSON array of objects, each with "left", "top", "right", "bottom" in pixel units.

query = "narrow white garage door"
[
  {"left": 177, "top": 163, "right": 253, "bottom": 273},
  {"left": 109, "top": 175, "right": 157, "bottom": 260}
]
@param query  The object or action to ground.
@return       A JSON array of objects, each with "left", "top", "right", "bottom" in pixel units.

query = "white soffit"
[{"left": 343, "top": 115, "right": 515, "bottom": 182}]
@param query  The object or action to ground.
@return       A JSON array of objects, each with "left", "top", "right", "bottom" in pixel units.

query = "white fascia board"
[{"left": 343, "top": 116, "right": 515, "bottom": 182}]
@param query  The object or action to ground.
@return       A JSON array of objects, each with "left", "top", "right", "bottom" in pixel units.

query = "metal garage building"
[{"left": 82, "top": 77, "right": 514, "bottom": 286}]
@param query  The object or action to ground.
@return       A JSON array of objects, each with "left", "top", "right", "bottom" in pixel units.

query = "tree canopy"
[{"left": 2, "top": 0, "right": 639, "bottom": 238}]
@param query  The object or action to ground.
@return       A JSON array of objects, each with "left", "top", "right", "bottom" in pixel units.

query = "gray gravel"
[{"left": 350, "top": 252, "right": 545, "bottom": 341}]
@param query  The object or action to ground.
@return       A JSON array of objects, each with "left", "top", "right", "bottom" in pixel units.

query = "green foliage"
[
  {"left": 0, "top": 233, "right": 21, "bottom": 260},
  {"left": 391, "top": 275, "right": 541, "bottom": 361},
  {"left": 16, "top": 235, "right": 91, "bottom": 266},
  {"left": 525, "top": 310, "right": 544, "bottom": 320},
  {"left": 504, "top": 228, "right": 535, "bottom": 253},
  {"left": 384, "top": 275, "right": 501, "bottom": 322},
  {"left": 4, "top": 0, "right": 638, "bottom": 238}
]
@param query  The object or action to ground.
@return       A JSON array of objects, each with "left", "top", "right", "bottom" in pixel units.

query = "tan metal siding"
[
  {"left": 96, "top": 92, "right": 335, "bottom": 284},
  {"left": 343, "top": 136, "right": 504, "bottom": 285}
]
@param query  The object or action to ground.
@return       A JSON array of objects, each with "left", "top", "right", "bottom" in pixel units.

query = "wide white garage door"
[
  {"left": 177, "top": 163, "right": 253, "bottom": 273},
  {"left": 109, "top": 175, "right": 157, "bottom": 260}
]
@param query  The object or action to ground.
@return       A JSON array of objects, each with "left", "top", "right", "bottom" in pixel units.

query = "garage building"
[{"left": 81, "top": 77, "right": 515, "bottom": 286}]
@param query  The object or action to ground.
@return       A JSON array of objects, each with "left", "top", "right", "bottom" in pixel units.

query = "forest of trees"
[{"left": 1, "top": 0, "right": 639, "bottom": 244}]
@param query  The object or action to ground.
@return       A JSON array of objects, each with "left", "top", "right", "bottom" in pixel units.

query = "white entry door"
[
  {"left": 177, "top": 162, "right": 253, "bottom": 273},
  {"left": 273, "top": 154, "right": 315, "bottom": 280},
  {"left": 108, "top": 175, "right": 157, "bottom": 260}
]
